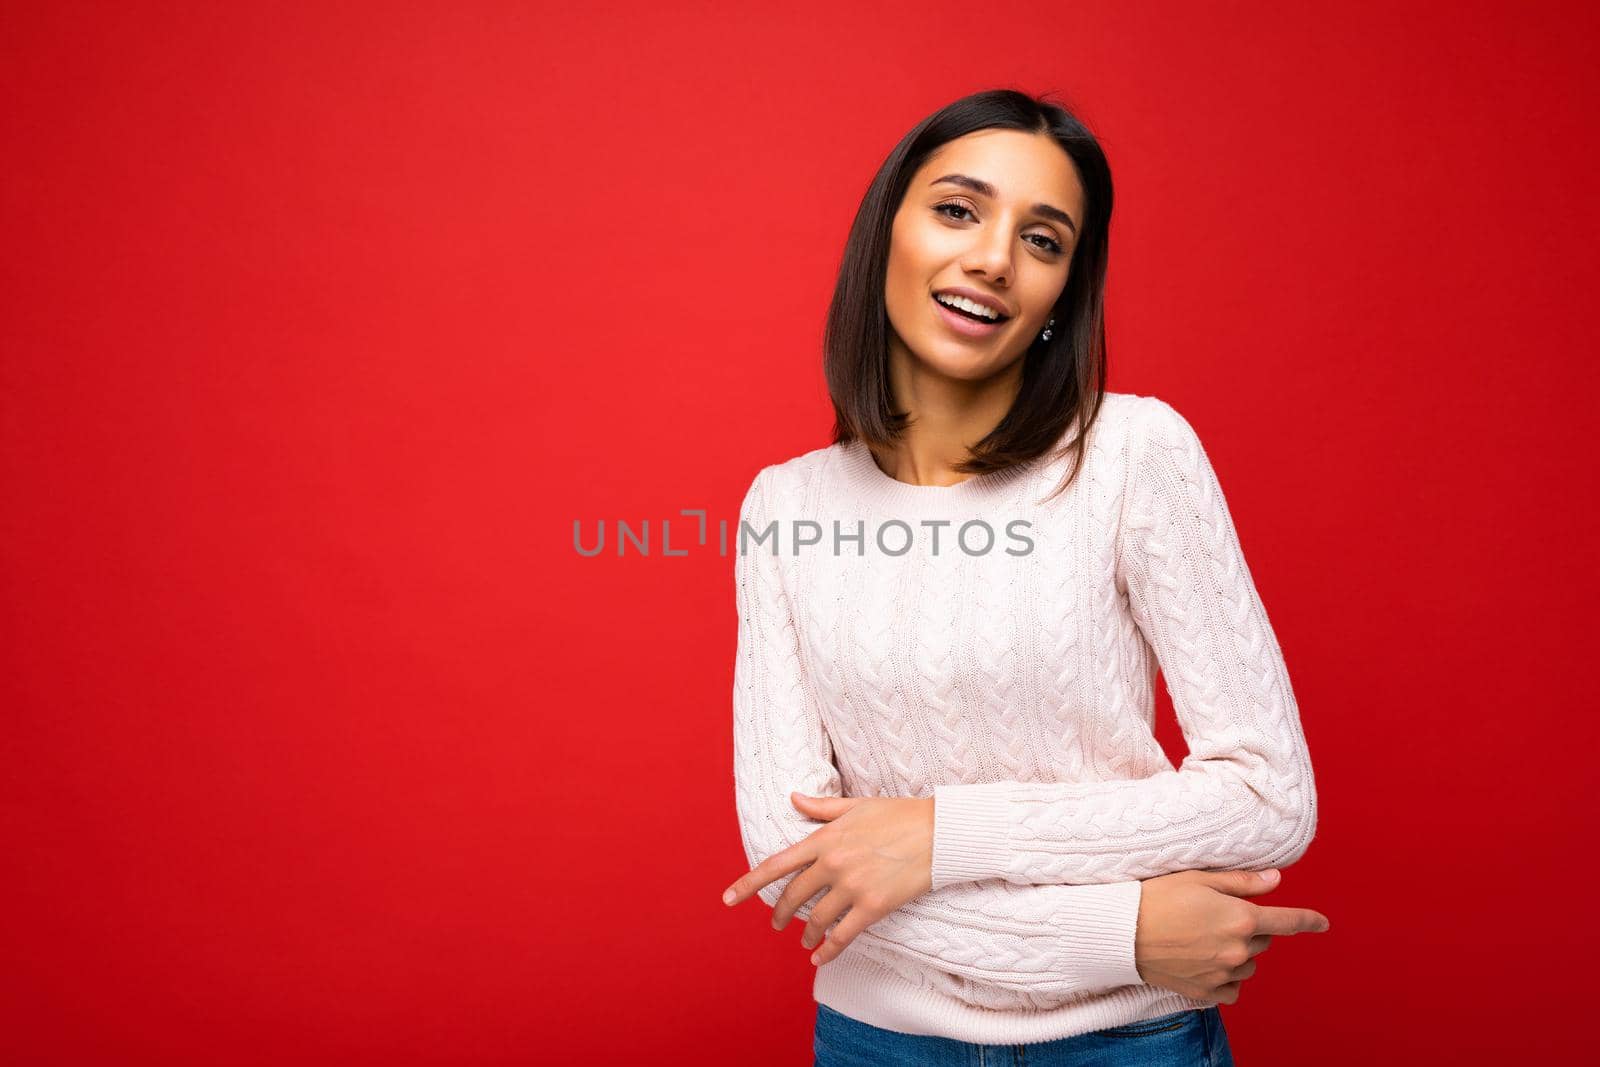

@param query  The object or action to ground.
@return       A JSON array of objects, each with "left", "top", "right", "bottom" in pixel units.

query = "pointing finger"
[{"left": 1254, "top": 906, "right": 1331, "bottom": 936}]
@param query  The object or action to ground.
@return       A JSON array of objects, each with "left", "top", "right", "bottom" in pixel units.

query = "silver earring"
[{"left": 1040, "top": 318, "right": 1056, "bottom": 342}]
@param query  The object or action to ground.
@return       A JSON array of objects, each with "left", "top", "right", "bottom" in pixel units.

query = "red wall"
[{"left": 4, "top": 2, "right": 1596, "bottom": 1062}]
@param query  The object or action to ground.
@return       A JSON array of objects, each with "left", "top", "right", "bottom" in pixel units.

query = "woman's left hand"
[{"left": 722, "top": 792, "right": 935, "bottom": 966}]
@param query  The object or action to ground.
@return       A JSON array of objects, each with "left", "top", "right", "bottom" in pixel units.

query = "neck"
[{"left": 879, "top": 339, "right": 1023, "bottom": 485}]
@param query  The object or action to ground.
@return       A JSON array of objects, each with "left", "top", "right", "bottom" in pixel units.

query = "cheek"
[
  {"left": 1023, "top": 268, "right": 1070, "bottom": 317},
  {"left": 885, "top": 247, "right": 940, "bottom": 314},
  {"left": 884, "top": 235, "right": 918, "bottom": 291},
  {"left": 892, "top": 214, "right": 962, "bottom": 266}
]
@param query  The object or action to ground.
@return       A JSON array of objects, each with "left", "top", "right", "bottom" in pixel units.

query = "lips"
[
  {"left": 931, "top": 293, "right": 1006, "bottom": 338},
  {"left": 932, "top": 287, "right": 1012, "bottom": 320},
  {"left": 937, "top": 298, "right": 1003, "bottom": 324}
]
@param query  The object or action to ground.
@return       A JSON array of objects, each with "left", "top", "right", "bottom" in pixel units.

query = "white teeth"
[{"left": 935, "top": 293, "right": 1002, "bottom": 321}]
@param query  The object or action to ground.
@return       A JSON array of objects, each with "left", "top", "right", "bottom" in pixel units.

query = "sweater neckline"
[{"left": 836, "top": 436, "right": 1041, "bottom": 515}]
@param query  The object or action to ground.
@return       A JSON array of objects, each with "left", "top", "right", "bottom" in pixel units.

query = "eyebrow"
[{"left": 929, "top": 173, "right": 1077, "bottom": 234}]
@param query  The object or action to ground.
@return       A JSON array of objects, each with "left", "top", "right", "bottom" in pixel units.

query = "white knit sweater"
[{"left": 729, "top": 391, "right": 1317, "bottom": 1045}]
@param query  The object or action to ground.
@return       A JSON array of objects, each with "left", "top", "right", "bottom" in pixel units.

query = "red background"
[{"left": 4, "top": 2, "right": 1596, "bottom": 1063}]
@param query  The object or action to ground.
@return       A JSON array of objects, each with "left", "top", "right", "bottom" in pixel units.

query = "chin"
[{"left": 920, "top": 348, "right": 1008, "bottom": 381}]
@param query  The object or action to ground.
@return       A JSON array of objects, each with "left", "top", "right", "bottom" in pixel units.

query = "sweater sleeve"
[
  {"left": 731, "top": 468, "right": 1145, "bottom": 999},
  {"left": 929, "top": 399, "right": 1318, "bottom": 889}
]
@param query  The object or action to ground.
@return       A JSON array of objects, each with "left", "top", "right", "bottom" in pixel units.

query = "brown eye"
[{"left": 936, "top": 201, "right": 1064, "bottom": 255}]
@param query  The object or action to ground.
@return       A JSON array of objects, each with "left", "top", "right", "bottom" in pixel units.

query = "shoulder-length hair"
[{"left": 824, "top": 88, "right": 1114, "bottom": 499}]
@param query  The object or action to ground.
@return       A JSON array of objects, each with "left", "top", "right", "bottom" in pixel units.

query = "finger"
[
  {"left": 1253, "top": 905, "right": 1331, "bottom": 936},
  {"left": 1212, "top": 980, "right": 1242, "bottom": 1006},
  {"left": 791, "top": 792, "right": 858, "bottom": 821},
  {"left": 1246, "top": 934, "right": 1273, "bottom": 958},
  {"left": 723, "top": 840, "right": 817, "bottom": 908},
  {"left": 1226, "top": 959, "right": 1258, "bottom": 983},
  {"left": 800, "top": 888, "right": 851, "bottom": 951},
  {"left": 811, "top": 901, "right": 877, "bottom": 967},
  {"left": 1203, "top": 869, "right": 1285, "bottom": 898},
  {"left": 771, "top": 859, "right": 830, "bottom": 931}
]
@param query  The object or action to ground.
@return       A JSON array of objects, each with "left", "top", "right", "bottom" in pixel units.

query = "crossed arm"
[{"left": 724, "top": 401, "right": 1316, "bottom": 997}]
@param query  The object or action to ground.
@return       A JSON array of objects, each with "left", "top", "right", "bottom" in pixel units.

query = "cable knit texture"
[{"left": 729, "top": 391, "right": 1316, "bottom": 1045}]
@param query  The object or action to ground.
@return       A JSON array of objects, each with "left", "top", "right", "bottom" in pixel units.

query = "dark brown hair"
[{"left": 823, "top": 88, "right": 1114, "bottom": 499}]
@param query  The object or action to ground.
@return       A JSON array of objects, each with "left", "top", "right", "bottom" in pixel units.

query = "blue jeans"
[{"left": 813, "top": 1003, "right": 1236, "bottom": 1066}]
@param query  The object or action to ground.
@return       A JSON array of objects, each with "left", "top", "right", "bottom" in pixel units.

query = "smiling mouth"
[
  {"left": 930, "top": 294, "right": 1009, "bottom": 340},
  {"left": 932, "top": 292, "right": 1010, "bottom": 324}
]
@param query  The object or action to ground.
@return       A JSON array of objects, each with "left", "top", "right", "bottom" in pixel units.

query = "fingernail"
[
  {"left": 1259, "top": 869, "right": 1279, "bottom": 882},
  {"left": 810, "top": 952, "right": 821, "bottom": 965},
  {"left": 722, "top": 888, "right": 736, "bottom": 905}
]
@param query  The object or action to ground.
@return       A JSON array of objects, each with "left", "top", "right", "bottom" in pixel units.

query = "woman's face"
[{"left": 884, "top": 129, "right": 1085, "bottom": 383}]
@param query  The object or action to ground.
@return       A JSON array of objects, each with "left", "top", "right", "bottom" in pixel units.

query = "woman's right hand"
[{"left": 1134, "top": 868, "right": 1330, "bottom": 1005}]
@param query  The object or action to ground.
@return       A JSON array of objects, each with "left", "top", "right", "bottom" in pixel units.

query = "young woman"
[{"left": 722, "top": 89, "right": 1329, "bottom": 1066}]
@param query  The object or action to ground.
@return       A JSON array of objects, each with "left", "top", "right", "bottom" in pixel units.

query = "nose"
[{"left": 960, "top": 222, "right": 1013, "bottom": 287}]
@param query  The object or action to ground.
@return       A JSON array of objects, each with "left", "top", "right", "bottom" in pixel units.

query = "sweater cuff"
[
  {"left": 931, "top": 783, "right": 1017, "bottom": 889},
  {"left": 1054, "top": 880, "right": 1145, "bottom": 991}
]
